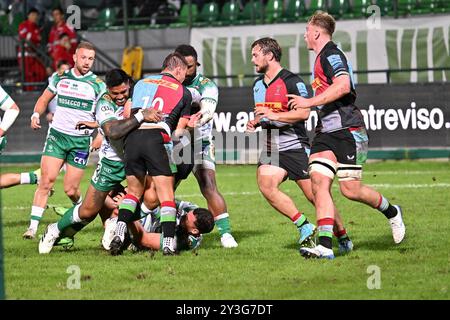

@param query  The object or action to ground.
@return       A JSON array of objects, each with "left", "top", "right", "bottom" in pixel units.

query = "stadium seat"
[
  {"left": 328, "top": 0, "right": 351, "bottom": 19},
  {"left": 435, "top": 0, "right": 450, "bottom": 13},
  {"left": 150, "top": 3, "right": 178, "bottom": 27},
  {"left": 73, "top": 0, "right": 103, "bottom": 9},
  {"left": 169, "top": 3, "right": 199, "bottom": 28},
  {"left": 281, "top": 0, "right": 307, "bottom": 22},
  {"left": 10, "top": 12, "right": 24, "bottom": 34},
  {"left": 265, "top": 0, "right": 284, "bottom": 23},
  {"left": 89, "top": 8, "right": 117, "bottom": 31},
  {"left": 397, "top": 0, "right": 415, "bottom": 16},
  {"left": 307, "top": 0, "right": 326, "bottom": 15},
  {"left": 351, "top": 0, "right": 371, "bottom": 18},
  {"left": 214, "top": 1, "right": 241, "bottom": 26},
  {"left": 193, "top": 2, "right": 220, "bottom": 27},
  {"left": 373, "top": 0, "right": 393, "bottom": 16},
  {"left": 0, "top": 13, "right": 9, "bottom": 35},
  {"left": 412, "top": 0, "right": 436, "bottom": 14},
  {"left": 238, "top": 0, "right": 264, "bottom": 25}
]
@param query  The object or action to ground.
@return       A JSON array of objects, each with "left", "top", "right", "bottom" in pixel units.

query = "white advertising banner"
[{"left": 191, "top": 15, "right": 450, "bottom": 86}]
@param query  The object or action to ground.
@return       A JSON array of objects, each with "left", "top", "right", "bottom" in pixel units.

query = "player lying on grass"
[
  {"left": 103, "top": 194, "right": 215, "bottom": 253},
  {"left": 0, "top": 170, "right": 40, "bottom": 189},
  {"left": 42, "top": 183, "right": 215, "bottom": 253}
]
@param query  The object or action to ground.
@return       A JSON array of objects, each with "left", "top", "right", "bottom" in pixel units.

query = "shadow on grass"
[
  {"left": 200, "top": 229, "right": 267, "bottom": 250},
  {"left": 282, "top": 234, "right": 413, "bottom": 255}
]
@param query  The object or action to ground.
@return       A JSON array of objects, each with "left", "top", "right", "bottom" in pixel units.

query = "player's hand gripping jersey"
[
  {"left": 253, "top": 69, "right": 311, "bottom": 152},
  {"left": 47, "top": 69, "right": 106, "bottom": 136}
]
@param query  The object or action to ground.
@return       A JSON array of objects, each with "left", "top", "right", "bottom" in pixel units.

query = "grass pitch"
[{"left": 1, "top": 161, "right": 449, "bottom": 299}]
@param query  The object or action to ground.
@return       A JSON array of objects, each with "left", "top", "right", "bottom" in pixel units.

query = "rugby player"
[
  {"left": 110, "top": 52, "right": 193, "bottom": 256},
  {"left": 39, "top": 68, "right": 162, "bottom": 254},
  {"left": 25, "top": 41, "right": 106, "bottom": 239},
  {"left": 257, "top": 13, "right": 405, "bottom": 259},
  {"left": 249, "top": 37, "right": 353, "bottom": 252},
  {"left": 0, "top": 85, "right": 40, "bottom": 189}
]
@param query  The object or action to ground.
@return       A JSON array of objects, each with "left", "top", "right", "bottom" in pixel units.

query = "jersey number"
[{"left": 142, "top": 96, "right": 164, "bottom": 111}]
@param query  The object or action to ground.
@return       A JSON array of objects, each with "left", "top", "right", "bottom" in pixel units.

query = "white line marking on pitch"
[{"left": 3, "top": 183, "right": 449, "bottom": 209}]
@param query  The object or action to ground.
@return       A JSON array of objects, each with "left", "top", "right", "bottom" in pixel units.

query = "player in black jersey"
[{"left": 257, "top": 12, "right": 405, "bottom": 259}]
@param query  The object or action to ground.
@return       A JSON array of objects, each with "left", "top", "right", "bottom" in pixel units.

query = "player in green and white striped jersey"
[
  {"left": 24, "top": 42, "right": 106, "bottom": 239},
  {"left": 0, "top": 84, "right": 41, "bottom": 189}
]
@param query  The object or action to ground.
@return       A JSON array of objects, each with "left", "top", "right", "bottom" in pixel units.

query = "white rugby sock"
[{"left": 29, "top": 206, "right": 45, "bottom": 230}]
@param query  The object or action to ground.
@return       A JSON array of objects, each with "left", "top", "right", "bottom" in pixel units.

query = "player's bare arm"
[
  {"left": 31, "top": 89, "right": 56, "bottom": 129},
  {"left": 254, "top": 106, "right": 310, "bottom": 123},
  {"left": 75, "top": 121, "right": 99, "bottom": 130},
  {"left": 287, "top": 75, "right": 351, "bottom": 110},
  {"left": 102, "top": 108, "right": 162, "bottom": 140}
]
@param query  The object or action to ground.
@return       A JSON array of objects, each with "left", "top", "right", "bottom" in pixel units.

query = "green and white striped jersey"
[
  {"left": 47, "top": 69, "right": 106, "bottom": 136},
  {"left": 0, "top": 85, "right": 15, "bottom": 112},
  {"left": 95, "top": 93, "right": 125, "bottom": 162}
]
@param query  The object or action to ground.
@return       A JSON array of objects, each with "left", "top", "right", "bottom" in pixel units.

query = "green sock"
[
  {"left": 60, "top": 223, "right": 86, "bottom": 238},
  {"left": 57, "top": 206, "right": 76, "bottom": 232},
  {"left": 28, "top": 172, "right": 38, "bottom": 184},
  {"left": 215, "top": 213, "right": 231, "bottom": 236}
]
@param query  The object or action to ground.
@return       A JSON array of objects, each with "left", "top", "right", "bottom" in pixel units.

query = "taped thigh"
[
  {"left": 337, "top": 163, "right": 362, "bottom": 181},
  {"left": 308, "top": 158, "right": 337, "bottom": 179}
]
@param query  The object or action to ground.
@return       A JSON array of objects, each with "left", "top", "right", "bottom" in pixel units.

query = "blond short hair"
[
  {"left": 308, "top": 11, "right": 336, "bottom": 36},
  {"left": 76, "top": 41, "right": 95, "bottom": 52}
]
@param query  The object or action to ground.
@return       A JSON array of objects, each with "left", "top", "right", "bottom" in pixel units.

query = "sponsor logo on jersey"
[
  {"left": 327, "top": 54, "right": 345, "bottom": 72},
  {"left": 143, "top": 78, "right": 179, "bottom": 90},
  {"left": 255, "top": 102, "right": 283, "bottom": 111},
  {"left": 311, "top": 77, "right": 322, "bottom": 90}
]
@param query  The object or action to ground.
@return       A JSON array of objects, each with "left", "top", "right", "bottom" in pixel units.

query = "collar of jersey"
[
  {"left": 71, "top": 68, "right": 92, "bottom": 78},
  {"left": 160, "top": 72, "right": 177, "bottom": 81},
  {"left": 318, "top": 41, "right": 336, "bottom": 57}
]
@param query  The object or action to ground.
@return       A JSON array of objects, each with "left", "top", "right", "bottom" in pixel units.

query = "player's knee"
[
  {"left": 339, "top": 183, "right": 360, "bottom": 201},
  {"left": 258, "top": 183, "right": 277, "bottom": 199},
  {"left": 199, "top": 181, "right": 217, "bottom": 199},
  {"left": 64, "top": 185, "right": 79, "bottom": 198},
  {"left": 38, "top": 175, "right": 56, "bottom": 190}
]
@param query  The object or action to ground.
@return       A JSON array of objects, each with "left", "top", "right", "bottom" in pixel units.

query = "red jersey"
[
  {"left": 18, "top": 20, "right": 41, "bottom": 56},
  {"left": 51, "top": 44, "right": 74, "bottom": 70},
  {"left": 48, "top": 22, "right": 77, "bottom": 55}
]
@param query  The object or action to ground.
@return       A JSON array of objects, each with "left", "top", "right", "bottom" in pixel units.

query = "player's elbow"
[
  {"left": 10, "top": 103, "right": 20, "bottom": 111},
  {"left": 336, "top": 77, "right": 351, "bottom": 96},
  {"left": 106, "top": 129, "right": 120, "bottom": 140}
]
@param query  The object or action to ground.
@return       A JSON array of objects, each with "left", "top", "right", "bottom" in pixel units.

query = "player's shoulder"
[
  {"left": 56, "top": 68, "right": 70, "bottom": 78},
  {"left": 281, "top": 69, "right": 301, "bottom": 81},
  {"left": 96, "top": 93, "right": 116, "bottom": 112},
  {"left": 196, "top": 73, "right": 217, "bottom": 88},
  {"left": 253, "top": 74, "right": 264, "bottom": 87},
  {"left": 98, "top": 92, "right": 114, "bottom": 103},
  {"left": 321, "top": 42, "right": 346, "bottom": 61},
  {"left": 49, "top": 70, "right": 66, "bottom": 86},
  {"left": 87, "top": 73, "right": 106, "bottom": 91}
]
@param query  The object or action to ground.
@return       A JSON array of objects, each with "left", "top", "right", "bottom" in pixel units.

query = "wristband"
[
  {"left": 134, "top": 110, "right": 144, "bottom": 123},
  {"left": 30, "top": 112, "right": 40, "bottom": 120}
]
